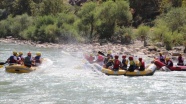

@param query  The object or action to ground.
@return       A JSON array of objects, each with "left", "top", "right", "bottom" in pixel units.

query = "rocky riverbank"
[{"left": 0, "top": 38, "right": 185, "bottom": 61}]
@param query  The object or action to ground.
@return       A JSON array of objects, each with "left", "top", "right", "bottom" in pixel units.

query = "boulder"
[
  {"left": 171, "top": 56, "right": 177, "bottom": 60},
  {"left": 162, "top": 51, "right": 169, "bottom": 55},
  {"left": 172, "top": 52, "right": 180, "bottom": 56},
  {"left": 173, "top": 47, "right": 183, "bottom": 51},
  {"left": 155, "top": 42, "right": 164, "bottom": 47},
  {"left": 147, "top": 46, "right": 157, "bottom": 51},
  {"left": 92, "top": 43, "right": 100, "bottom": 46},
  {"left": 124, "top": 51, "right": 131, "bottom": 55},
  {"left": 135, "top": 48, "right": 140, "bottom": 51}
]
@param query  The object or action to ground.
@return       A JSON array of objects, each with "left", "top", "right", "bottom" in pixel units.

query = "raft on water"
[
  {"left": 154, "top": 60, "right": 186, "bottom": 71},
  {"left": 94, "top": 64, "right": 157, "bottom": 76},
  {"left": 5, "top": 64, "right": 37, "bottom": 73}
]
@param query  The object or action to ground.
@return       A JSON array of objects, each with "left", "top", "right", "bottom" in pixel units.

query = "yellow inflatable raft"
[
  {"left": 124, "top": 64, "right": 157, "bottom": 76},
  {"left": 99, "top": 64, "right": 157, "bottom": 76},
  {"left": 5, "top": 64, "right": 37, "bottom": 73},
  {"left": 102, "top": 68, "right": 126, "bottom": 75}
]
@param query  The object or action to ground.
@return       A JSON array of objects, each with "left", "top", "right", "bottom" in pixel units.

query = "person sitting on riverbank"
[
  {"left": 34, "top": 52, "right": 42, "bottom": 66},
  {"left": 137, "top": 58, "right": 145, "bottom": 71},
  {"left": 24, "top": 52, "right": 34, "bottom": 67},
  {"left": 128, "top": 56, "right": 136, "bottom": 72},
  {"left": 165, "top": 57, "right": 173, "bottom": 68},
  {"left": 121, "top": 55, "right": 128, "bottom": 70},
  {"left": 6, "top": 51, "right": 18, "bottom": 64},
  {"left": 177, "top": 53, "right": 184, "bottom": 66},
  {"left": 112, "top": 55, "right": 122, "bottom": 71},
  {"left": 17, "top": 52, "right": 24, "bottom": 64}
]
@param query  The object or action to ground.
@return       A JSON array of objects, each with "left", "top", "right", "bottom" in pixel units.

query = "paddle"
[
  {"left": 98, "top": 51, "right": 106, "bottom": 56},
  {"left": 0, "top": 62, "right": 6, "bottom": 65},
  {"left": 0, "top": 62, "right": 7, "bottom": 68}
]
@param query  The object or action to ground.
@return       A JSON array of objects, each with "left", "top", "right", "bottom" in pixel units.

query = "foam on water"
[{"left": 1, "top": 43, "right": 186, "bottom": 104}]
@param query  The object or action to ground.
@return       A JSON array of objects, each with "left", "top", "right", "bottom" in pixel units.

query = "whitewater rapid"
[{"left": 1, "top": 42, "right": 186, "bottom": 104}]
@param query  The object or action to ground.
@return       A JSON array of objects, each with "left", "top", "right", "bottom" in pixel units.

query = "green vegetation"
[
  {"left": 152, "top": 7, "right": 186, "bottom": 50},
  {"left": 136, "top": 25, "right": 150, "bottom": 47},
  {"left": 0, "top": 0, "right": 186, "bottom": 52}
]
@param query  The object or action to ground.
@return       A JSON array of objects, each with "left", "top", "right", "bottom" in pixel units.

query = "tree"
[
  {"left": 96, "top": 1, "right": 132, "bottom": 41},
  {"left": 164, "top": 8, "right": 186, "bottom": 33},
  {"left": 30, "top": 0, "right": 64, "bottom": 16},
  {"left": 11, "top": 0, "right": 32, "bottom": 16},
  {"left": 96, "top": 1, "right": 117, "bottom": 40},
  {"left": 77, "top": 1, "right": 97, "bottom": 42},
  {"left": 181, "top": 25, "right": 186, "bottom": 52},
  {"left": 115, "top": 1, "right": 132, "bottom": 27},
  {"left": 153, "top": 7, "right": 186, "bottom": 51},
  {"left": 129, "top": 0, "right": 161, "bottom": 27},
  {"left": 136, "top": 25, "right": 150, "bottom": 46},
  {"left": 182, "top": 0, "right": 186, "bottom": 7}
]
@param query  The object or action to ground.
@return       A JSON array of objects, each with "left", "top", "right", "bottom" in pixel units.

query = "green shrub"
[
  {"left": 0, "top": 16, "right": 14, "bottom": 37},
  {"left": 0, "top": 14, "right": 33, "bottom": 38},
  {"left": 163, "top": 32, "right": 173, "bottom": 50},
  {"left": 35, "top": 15, "right": 56, "bottom": 28},
  {"left": 136, "top": 25, "right": 150, "bottom": 46},
  {"left": 20, "top": 26, "right": 36, "bottom": 40}
]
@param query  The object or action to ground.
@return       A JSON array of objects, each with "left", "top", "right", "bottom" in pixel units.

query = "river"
[{"left": 0, "top": 42, "right": 186, "bottom": 104}]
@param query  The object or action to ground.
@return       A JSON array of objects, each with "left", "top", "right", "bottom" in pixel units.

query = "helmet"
[
  {"left": 90, "top": 53, "right": 93, "bottom": 56},
  {"left": 19, "top": 52, "right": 23, "bottom": 55},
  {"left": 122, "top": 55, "right": 126, "bottom": 58},
  {"left": 36, "top": 52, "right": 41, "bottom": 56},
  {"left": 114, "top": 55, "right": 119, "bottom": 59},
  {"left": 27, "top": 52, "right": 31, "bottom": 56},
  {"left": 129, "top": 56, "right": 133, "bottom": 60},
  {"left": 108, "top": 51, "right": 111, "bottom": 54},
  {"left": 166, "top": 57, "right": 170, "bottom": 61},
  {"left": 159, "top": 52, "right": 162, "bottom": 55},
  {"left": 139, "top": 58, "right": 142, "bottom": 61},
  {"left": 13, "top": 51, "right": 17, "bottom": 55}
]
